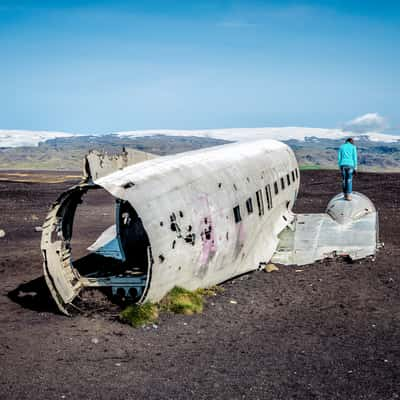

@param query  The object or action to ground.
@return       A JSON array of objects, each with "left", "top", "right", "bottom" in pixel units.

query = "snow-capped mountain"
[
  {"left": 1, "top": 127, "right": 399, "bottom": 149},
  {"left": 115, "top": 127, "right": 400, "bottom": 144},
  {"left": 0, "top": 130, "right": 78, "bottom": 148},
  {"left": 1, "top": 127, "right": 399, "bottom": 171}
]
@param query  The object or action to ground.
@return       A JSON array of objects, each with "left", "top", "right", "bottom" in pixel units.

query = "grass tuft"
[
  {"left": 162, "top": 286, "right": 204, "bottom": 315},
  {"left": 119, "top": 302, "right": 159, "bottom": 328},
  {"left": 195, "top": 285, "right": 224, "bottom": 297},
  {"left": 119, "top": 285, "right": 223, "bottom": 327}
]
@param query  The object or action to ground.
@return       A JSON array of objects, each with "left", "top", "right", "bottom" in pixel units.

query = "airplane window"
[
  {"left": 274, "top": 181, "right": 279, "bottom": 195},
  {"left": 269, "top": 185, "right": 273, "bottom": 208},
  {"left": 287, "top": 174, "right": 291, "bottom": 186},
  {"left": 246, "top": 198, "right": 253, "bottom": 214},
  {"left": 295, "top": 168, "right": 299, "bottom": 178},
  {"left": 233, "top": 205, "right": 241, "bottom": 223},
  {"left": 292, "top": 170, "right": 295, "bottom": 181},
  {"left": 256, "top": 190, "right": 264, "bottom": 216},
  {"left": 281, "top": 177, "right": 285, "bottom": 190},
  {"left": 265, "top": 185, "right": 272, "bottom": 209}
]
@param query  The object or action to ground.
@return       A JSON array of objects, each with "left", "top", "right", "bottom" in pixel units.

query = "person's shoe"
[{"left": 345, "top": 194, "right": 352, "bottom": 201}]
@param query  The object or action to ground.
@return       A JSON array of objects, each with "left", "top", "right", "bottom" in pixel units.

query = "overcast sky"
[{"left": 0, "top": 0, "right": 399, "bottom": 134}]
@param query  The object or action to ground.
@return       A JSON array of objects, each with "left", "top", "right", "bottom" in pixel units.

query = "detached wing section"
[{"left": 272, "top": 192, "right": 378, "bottom": 266}]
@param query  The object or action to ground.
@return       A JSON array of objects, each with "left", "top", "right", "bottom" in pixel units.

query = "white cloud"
[{"left": 343, "top": 113, "right": 388, "bottom": 133}]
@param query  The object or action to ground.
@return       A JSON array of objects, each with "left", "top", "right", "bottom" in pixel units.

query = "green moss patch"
[
  {"left": 119, "top": 302, "right": 159, "bottom": 328},
  {"left": 119, "top": 286, "right": 221, "bottom": 327},
  {"left": 195, "top": 285, "right": 224, "bottom": 297},
  {"left": 162, "top": 286, "right": 204, "bottom": 315}
]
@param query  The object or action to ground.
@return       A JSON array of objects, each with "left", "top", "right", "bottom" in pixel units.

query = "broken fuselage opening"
[
  {"left": 71, "top": 187, "right": 152, "bottom": 300},
  {"left": 41, "top": 183, "right": 152, "bottom": 313}
]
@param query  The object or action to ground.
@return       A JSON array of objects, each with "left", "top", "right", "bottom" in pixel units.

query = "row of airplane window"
[{"left": 233, "top": 167, "right": 299, "bottom": 223}]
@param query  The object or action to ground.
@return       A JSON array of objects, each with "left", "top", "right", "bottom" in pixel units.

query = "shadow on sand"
[{"left": 8, "top": 276, "right": 59, "bottom": 314}]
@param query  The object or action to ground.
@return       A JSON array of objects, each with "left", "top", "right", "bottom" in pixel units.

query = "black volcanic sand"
[{"left": 0, "top": 170, "right": 399, "bottom": 399}]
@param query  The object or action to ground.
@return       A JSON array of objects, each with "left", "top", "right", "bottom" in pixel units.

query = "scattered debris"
[
  {"left": 0, "top": 229, "right": 5, "bottom": 238},
  {"left": 229, "top": 300, "right": 238, "bottom": 304},
  {"left": 91, "top": 337, "right": 99, "bottom": 344},
  {"left": 295, "top": 269, "right": 304, "bottom": 273},
  {"left": 264, "top": 263, "right": 279, "bottom": 273},
  {"left": 31, "top": 214, "right": 39, "bottom": 221},
  {"left": 34, "top": 226, "right": 43, "bottom": 232}
]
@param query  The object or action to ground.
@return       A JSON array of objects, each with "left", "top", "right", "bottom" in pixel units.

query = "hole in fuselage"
[
  {"left": 64, "top": 186, "right": 151, "bottom": 301},
  {"left": 69, "top": 188, "right": 116, "bottom": 262}
]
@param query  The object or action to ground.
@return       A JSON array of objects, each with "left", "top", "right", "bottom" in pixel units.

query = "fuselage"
[
  {"left": 42, "top": 139, "right": 300, "bottom": 313},
  {"left": 96, "top": 139, "right": 300, "bottom": 302}
]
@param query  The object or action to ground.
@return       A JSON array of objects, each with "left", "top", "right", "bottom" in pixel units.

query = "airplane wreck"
[{"left": 41, "top": 140, "right": 379, "bottom": 315}]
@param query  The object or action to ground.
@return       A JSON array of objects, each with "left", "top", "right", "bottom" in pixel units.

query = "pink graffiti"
[
  {"left": 237, "top": 221, "right": 246, "bottom": 242},
  {"left": 200, "top": 216, "right": 217, "bottom": 265},
  {"left": 196, "top": 194, "right": 218, "bottom": 265}
]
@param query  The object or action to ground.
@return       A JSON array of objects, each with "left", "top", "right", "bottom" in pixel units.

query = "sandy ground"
[
  {"left": 0, "top": 170, "right": 81, "bottom": 184},
  {"left": 0, "top": 170, "right": 399, "bottom": 400}
]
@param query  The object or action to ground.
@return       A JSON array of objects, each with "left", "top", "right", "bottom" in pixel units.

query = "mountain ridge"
[
  {"left": 0, "top": 129, "right": 399, "bottom": 171},
  {"left": 1, "top": 126, "right": 400, "bottom": 148}
]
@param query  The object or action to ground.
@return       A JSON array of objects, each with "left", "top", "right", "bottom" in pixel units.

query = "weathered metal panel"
[
  {"left": 87, "top": 224, "right": 125, "bottom": 260},
  {"left": 41, "top": 139, "right": 299, "bottom": 313},
  {"left": 94, "top": 140, "right": 299, "bottom": 303},
  {"left": 272, "top": 192, "right": 378, "bottom": 265},
  {"left": 41, "top": 186, "right": 88, "bottom": 314},
  {"left": 84, "top": 148, "right": 157, "bottom": 181}
]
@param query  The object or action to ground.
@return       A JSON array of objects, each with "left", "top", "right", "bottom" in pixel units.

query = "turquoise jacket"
[{"left": 338, "top": 142, "right": 357, "bottom": 170}]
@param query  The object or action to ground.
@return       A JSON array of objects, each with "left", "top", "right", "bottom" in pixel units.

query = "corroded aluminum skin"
[
  {"left": 272, "top": 192, "right": 378, "bottom": 265},
  {"left": 41, "top": 185, "right": 88, "bottom": 314},
  {"left": 84, "top": 148, "right": 157, "bottom": 180},
  {"left": 41, "top": 139, "right": 299, "bottom": 313},
  {"left": 95, "top": 140, "right": 299, "bottom": 303}
]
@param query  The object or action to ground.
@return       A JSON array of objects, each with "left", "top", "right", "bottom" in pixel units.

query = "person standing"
[{"left": 338, "top": 138, "right": 357, "bottom": 201}]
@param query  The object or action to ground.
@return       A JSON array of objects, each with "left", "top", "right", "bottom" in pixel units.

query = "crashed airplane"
[{"left": 41, "top": 140, "right": 378, "bottom": 314}]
